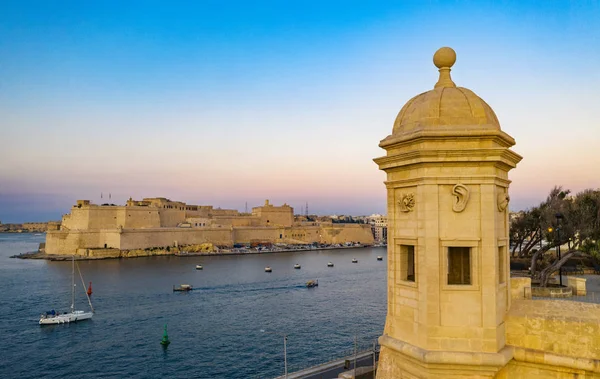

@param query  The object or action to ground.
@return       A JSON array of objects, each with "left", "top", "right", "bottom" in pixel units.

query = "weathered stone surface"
[{"left": 374, "top": 47, "right": 600, "bottom": 378}]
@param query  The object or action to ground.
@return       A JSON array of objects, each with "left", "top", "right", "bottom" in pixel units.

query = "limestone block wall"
[
  {"left": 567, "top": 276, "right": 587, "bottom": 296},
  {"left": 497, "top": 359, "right": 600, "bottom": 378},
  {"left": 212, "top": 216, "right": 259, "bottom": 227},
  {"left": 157, "top": 209, "right": 186, "bottom": 227},
  {"left": 122, "top": 208, "right": 161, "bottom": 229},
  {"left": 319, "top": 224, "right": 374, "bottom": 245},
  {"left": 503, "top": 299, "right": 600, "bottom": 377},
  {"left": 86, "top": 207, "right": 120, "bottom": 229},
  {"left": 283, "top": 226, "right": 321, "bottom": 243},
  {"left": 45, "top": 230, "right": 122, "bottom": 255},
  {"left": 61, "top": 207, "right": 90, "bottom": 230},
  {"left": 233, "top": 227, "right": 284, "bottom": 243},
  {"left": 119, "top": 228, "right": 233, "bottom": 249},
  {"left": 510, "top": 277, "right": 532, "bottom": 300}
]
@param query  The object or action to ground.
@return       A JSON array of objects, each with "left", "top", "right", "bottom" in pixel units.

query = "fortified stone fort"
[{"left": 44, "top": 197, "right": 373, "bottom": 256}]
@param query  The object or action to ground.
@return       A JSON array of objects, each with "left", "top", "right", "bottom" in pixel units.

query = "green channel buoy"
[{"left": 160, "top": 324, "right": 170, "bottom": 346}]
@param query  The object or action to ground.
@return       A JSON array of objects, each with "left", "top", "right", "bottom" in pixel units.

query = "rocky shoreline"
[{"left": 11, "top": 244, "right": 386, "bottom": 261}]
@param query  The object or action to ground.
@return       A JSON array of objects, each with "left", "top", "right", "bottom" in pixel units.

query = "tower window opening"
[
  {"left": 400, "top": 245, "right": 415, "bottom": 282},
  {"left": 448, "top": 247, "right": 471, "bottom": 285},
  {"left": 498, "top": 246, "right": 506, "bottom": 284}
]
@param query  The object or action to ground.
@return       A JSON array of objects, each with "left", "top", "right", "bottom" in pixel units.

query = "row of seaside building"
[{"left": 43, "top": 198, "right": 387, "bottom": 256}]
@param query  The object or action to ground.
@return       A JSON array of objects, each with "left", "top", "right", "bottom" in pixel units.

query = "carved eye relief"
[{"left": 452, "top": 184, "right": 470, "bottom": 212}]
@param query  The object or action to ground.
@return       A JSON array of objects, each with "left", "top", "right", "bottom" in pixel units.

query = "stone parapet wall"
[
  {"left": 506, "top": 300, "right": 600, "bottom": 362},
  {"left": 568, "top": 276, "right": 587, "bottom": 296},
  {"left": 510, "top": 277, "right": 532, "bottom": 300}
]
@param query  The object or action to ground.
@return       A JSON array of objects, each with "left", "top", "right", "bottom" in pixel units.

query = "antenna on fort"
[
  {"left": 305, "top": 202, "right": 308, "bottom": 217},
  {"left": 245, "top": 202, "right": 248, "bottom": 213}
]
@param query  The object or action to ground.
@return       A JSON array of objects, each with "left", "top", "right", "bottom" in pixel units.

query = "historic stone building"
[
  {"left": 45, "top": 198, "right": 373, "bottom": 256},
  {"left": 374, "top": 48, "right": 600, "bottom": 378}
]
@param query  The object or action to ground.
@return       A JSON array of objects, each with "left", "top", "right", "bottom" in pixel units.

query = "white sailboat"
[{"left": 39, "top": 256, "right": 94, "bottom": 325}]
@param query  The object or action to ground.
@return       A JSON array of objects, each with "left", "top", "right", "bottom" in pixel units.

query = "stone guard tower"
[{"left": 374, "top": 48, "right": 522, "bottom": 378}]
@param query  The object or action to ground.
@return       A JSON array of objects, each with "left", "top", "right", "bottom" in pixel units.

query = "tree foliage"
[{"left": 510, "top": 186, "right": 600, "bottom": 287}]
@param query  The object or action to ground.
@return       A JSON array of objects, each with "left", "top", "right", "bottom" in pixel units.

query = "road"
[{"left": 274, "top": 350, "right": 379, "bottom": 379}]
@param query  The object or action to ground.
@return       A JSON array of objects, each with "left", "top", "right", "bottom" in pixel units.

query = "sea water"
[{"left": 0, "top": 234, "right": 386, "bottom": 378}]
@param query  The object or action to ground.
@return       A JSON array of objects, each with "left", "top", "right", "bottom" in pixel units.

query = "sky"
[{"left": 1, "top": 1, "right": 599, "bottom": 222}]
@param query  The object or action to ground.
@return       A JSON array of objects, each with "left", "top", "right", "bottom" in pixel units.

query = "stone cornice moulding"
[
  {"left": 374, "top": 149, "right": 523, "bottom": 171},
  {"left": 512, "top": 346, "right": 600, "bottom": 374},
  {"left": 384, "top": 176, "right": 512, "bottom": 189},
  {"left": 379, "top": 128, "right": 517, "bottom": 149},
  {"left": 379, "top": 334, "right": 513, "bottom": 368}
]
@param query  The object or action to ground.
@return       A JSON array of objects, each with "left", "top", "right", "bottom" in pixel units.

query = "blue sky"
[{"left": 1, "top": 1, "right": 599, "bottom": 222}]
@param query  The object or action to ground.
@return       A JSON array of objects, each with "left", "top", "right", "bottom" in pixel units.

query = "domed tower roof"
[{"left": 390, "top": 47, "right": 501, "bottom": 138}]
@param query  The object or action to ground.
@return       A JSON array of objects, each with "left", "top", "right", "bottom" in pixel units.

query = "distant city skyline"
[{"left": 1, "top": 1, "right": 599, "bottom": 223}]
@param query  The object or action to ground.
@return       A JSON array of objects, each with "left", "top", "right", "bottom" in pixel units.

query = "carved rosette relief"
[
  {"left": 451, "top": 184, "right": 470, "bottom": 212},
  {"left": 398, "top": 193, "right": 415, "bottom": 213},
  {"left": 497, "top": 192, "right": 510, "bottom": 212}
]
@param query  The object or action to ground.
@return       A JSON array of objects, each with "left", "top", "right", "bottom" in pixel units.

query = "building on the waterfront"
[
  {"left": 0, "top": 221, "right": 57, "bottom": 233},
  {"left": 45, "top": 198, "right": 374, "bottom": 256},
  {"left": 373, "top": 47, "right": 600, "bottom": 378},
  {"left": 367, "top": 214, "right": 388, "bottom": 243}
]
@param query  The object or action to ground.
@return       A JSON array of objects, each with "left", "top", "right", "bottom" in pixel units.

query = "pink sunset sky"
[{"left": 1, "top": 1, "right": 599, "bottom": 222}]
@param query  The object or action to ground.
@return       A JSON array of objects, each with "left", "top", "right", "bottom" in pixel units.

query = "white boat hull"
[{"left": 39, "top": 310, "right": 93, "bottom": 325}]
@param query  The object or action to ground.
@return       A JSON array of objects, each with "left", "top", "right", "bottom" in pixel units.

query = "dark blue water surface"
[{"left": 0, "top": 234, "right": 386, "bottom": 378}]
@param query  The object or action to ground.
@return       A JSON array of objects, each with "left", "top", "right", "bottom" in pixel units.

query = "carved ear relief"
[
  {"left": 497, "top": 192, "right": 510, "bottom": 212},
  {"left": 452, "top": 184, "right": 469, "bottom": 212},
  {"left": 398, "top": 193, "right": 415, "bottom": 213}
]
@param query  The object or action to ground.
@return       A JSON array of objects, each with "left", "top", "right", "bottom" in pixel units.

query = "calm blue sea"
[{"left": 0, "top": 234, "right": 386, "bottom": 379}]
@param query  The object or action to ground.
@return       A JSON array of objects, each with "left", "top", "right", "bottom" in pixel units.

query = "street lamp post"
[
  {"left": 261, "top": 329, "right": 287, "bottom": 379},
  {"left": 555, "top": 213, "right": 564, "bottom": 286}
]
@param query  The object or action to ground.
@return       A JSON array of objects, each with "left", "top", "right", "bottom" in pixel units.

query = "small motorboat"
[
  {"left": 306, "top": 279, "right": 318, "bottom": 288},
  {"left": 173, "top": 284, "right": 193, "bottom": 292},
  {"left": 265, "top": 267, "right": 272, "bottom": 273},
  {"left": 327, "top": 262, "right": 334, "bottom": 267},
  {"left": 377, "top": 256, "right": 383, "bottom": 261},
  {"left": 195, "top": 265, "right": 203, "bottom": 270},
  {"left": 352, "top": 258, "right": 358, "bottom": 263},
  {"left": 294, "top": 264, "right": 301, "bottom": 269}
]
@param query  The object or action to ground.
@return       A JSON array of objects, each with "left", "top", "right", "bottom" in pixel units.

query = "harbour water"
[{"left": 0, "top": 234, "right": 386, "bottom": 378}]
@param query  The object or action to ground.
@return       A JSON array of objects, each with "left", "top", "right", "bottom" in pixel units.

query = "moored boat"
[
  {"left": 294, "top": 264, "right": 301, "bottom": 269},
  {"left": 327, "top": 262, "right": 334, "bottom": 267},
  {"left": 377, "top": 256, "right": 383, "bottom": 261},
  {"left": 352, "top": 258, "right": 358, "bottom": 263},
  {"left": 265, "top": 267, "right": 272, "bottom": 273},
  {"left": 173, "top": 284, "right": 193, "bottom": 292},
  {"left": 39, "top": 256, "right": 94, "bottom": 325},
  {"left": 196, "top": 265, "right": 203, "bottom": 270}
]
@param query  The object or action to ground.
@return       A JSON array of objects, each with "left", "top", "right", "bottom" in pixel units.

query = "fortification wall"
[
  {"left": 158, "top": 209, "right": 186, "bottom": 227},
  {"left": 45, "top": 230, "right": 121, "bottom": 255},
  {"left": 233, "top": 227, "right": 284, "bottom": 243},
  {"left": 86, "top": 207, "right": 120, "bottom": 229},
  {"left": 122, "top": 208, "right": 161, "bottom": 229},
  {"left": 212, "top": 216, "right": 259, "bottom": 227},
  {"left": 283, "top": 226, "right": 321, "bottom": 243},
  {"left": 119, "top": 228, "right": 233, "bottom": 249},
  {"left": 319, "top": 224, "right": 374, "bottom": 245},
  {"left": 61, "top": 207, "right": 90, "bottom": 230},
  {"left": 258, "top": 208, "right": 293, "bottom": 227}
]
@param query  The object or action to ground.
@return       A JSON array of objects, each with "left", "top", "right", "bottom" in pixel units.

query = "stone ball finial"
[{"left": 433, "top": 47, "right": 456, "bottom": 69}]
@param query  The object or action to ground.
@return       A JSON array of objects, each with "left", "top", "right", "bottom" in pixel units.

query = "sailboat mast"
[{"left": 71, "top": 255, "right": 75, "bottom": 313}]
